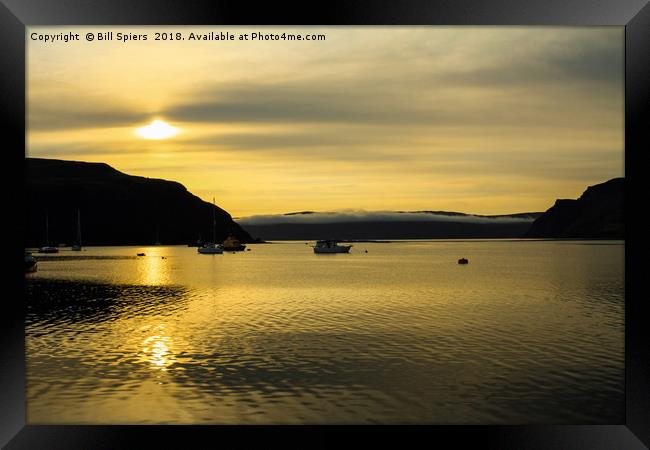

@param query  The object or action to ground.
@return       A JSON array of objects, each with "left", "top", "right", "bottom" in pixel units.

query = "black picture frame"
[{"left": 2, "top": 0, "right": 648, "bottom": 448}]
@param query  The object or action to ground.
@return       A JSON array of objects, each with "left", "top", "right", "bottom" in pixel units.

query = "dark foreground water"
[{"left": 25, "top": 240, "right": 624, "bottom": 424}]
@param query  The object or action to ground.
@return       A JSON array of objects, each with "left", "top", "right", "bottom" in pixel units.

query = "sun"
[{"left": 135, "top": 119, "right": 179, "bottom": 140}]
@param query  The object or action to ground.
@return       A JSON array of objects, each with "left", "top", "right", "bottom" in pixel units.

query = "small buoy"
[
  {"left": 458, "top": 258, "right": 469, "bottom": 264},
  {"left": 365, "top": 250, "right": 368, "bottom": 253}
]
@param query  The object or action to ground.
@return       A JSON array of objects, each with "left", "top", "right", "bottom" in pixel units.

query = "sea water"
[{"left": 25, "top": 240, "right": 624, "bottom": 424}]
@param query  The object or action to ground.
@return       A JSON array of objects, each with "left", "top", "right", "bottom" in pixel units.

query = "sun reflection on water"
[
  {"left": 141, "top": 325, "right": 176, "bottom": 370},
  {"left": 136, "top": 248, "right": 171, "bottom": 285}
]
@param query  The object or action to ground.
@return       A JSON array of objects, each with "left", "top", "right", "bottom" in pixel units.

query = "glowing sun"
[{"left": 136, "top": 119, "right": 179, "bottom": 140}]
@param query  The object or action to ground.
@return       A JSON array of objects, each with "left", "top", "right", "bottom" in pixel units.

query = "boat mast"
[
  {"left": 76, "top": 209, "right": 82, "bottom": 246},
  {"left": 212, "top": 197, "right": 216, "bottom": 244},
  {"left": 45, "top": 211, "right": 49, "bottom": 246}
]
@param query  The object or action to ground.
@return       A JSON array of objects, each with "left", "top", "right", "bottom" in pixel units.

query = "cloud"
[
  {"left": 237, "top": 210, "right": 537, "bottom": 225},
  {"left": 26, "top": 27, "right": 624, "bottom": 216},
  {"left": 161, "top": 29, "right": 622, "bottom": 129},
  {"left": 170, "top": 128, "right": 427, "bottom": 162},
  {"left": 177, "top": 128, "right": 407, "bottom": 149},
  {"left": 28, "top": 101, "right": 150, "bottom": 131},
  {"left": 435, "top": 29, "right": 623, "bottom": 88},
  {"left": 165, "top": 81, "right": 440, "bottom": 125},
  {"left": 29, "top": 28, "right": 623, "bottom": 138}
]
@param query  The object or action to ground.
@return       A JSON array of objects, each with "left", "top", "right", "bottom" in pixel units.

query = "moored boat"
[
  {"left": 38, "top": 212, "right": 59, "bottom": 253},
  {"left": 71, "top": 209, "right": 82, "bottom": 251},
  {"left": 25, "top": 252, "right": 37, "bottom": 273},
  {"left": 197, "top": 243, "right": 224, "bottom": 254},
  {"left": 222, "top": 233, "right": 246, "bottom": 252},
  {"left": 198, "top": 198, "right": 224, "bottom": 254},
  {"left": 313, "top": 240, "right": 352, "bottom": 254}
]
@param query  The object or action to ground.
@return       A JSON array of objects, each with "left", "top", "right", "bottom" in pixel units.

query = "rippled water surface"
[{"left": 25, "top": 240, "right": 624, "bottom": 424}]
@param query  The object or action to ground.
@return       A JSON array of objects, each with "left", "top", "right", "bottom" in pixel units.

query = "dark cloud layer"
[
  {"left": 29, "top": 28, "right": 622, "bottom": 134},
  {"left": 29, "top": 102, "right": 150, "bottom": 131},
  {"left": 162, "top": 29, "right": 622, "bottom": 128}
]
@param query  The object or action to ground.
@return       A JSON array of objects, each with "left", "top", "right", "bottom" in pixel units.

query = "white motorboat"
[{"left": 313, "top": 240, "right": 352, "bottom": 254}]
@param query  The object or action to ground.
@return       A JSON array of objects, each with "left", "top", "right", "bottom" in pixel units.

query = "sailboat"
[
  {"left": 38, "top": 211, "right": 59, "bottom": 253},
  {"left": 198, "top": 198, "right": 223, "bottom": 254},
  {"left": 71, "top": 209, "right": 82, "bottom": 251}
]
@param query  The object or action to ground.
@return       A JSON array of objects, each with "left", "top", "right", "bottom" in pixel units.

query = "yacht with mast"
[
  {"left": 71, "top": 209, "right": 82, "bottom": 251},
  {"left": 38, "top": 212, "right": 59, "bottom": 253},
  {"left": 198, "top": 198, "right": 224, "bottom": 254}
]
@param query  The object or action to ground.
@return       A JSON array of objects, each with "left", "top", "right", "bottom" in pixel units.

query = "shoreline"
[{"left": 25, "top": 237, "right": 625, "bottom": 251}]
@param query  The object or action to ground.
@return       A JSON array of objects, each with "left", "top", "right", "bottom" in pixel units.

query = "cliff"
[
  {"left": 524, "top": 178, "right": 624, "bottom": 238},
  {"left": 25, "top": 157, "right": 255, "bottom": 246}
]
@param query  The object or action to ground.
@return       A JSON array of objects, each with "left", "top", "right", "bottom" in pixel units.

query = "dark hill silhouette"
[
  {"left": 25, "top": 158, "right": 254, "bottom": 246},
  {"left": 525, "top": 178, "right": 624, "bottom": 238}
]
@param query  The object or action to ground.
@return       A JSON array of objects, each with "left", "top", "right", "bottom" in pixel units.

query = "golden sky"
[{"left": 27, "top": 27, "right": 624, "bottom": 217}]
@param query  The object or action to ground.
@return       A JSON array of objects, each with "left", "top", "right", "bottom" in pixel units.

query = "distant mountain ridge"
[
  {"left": 25, "top": 158, "right": 254, "bottom": 246},
  {"left": 525, "top": 178, "right": 624, "bottom": 238}
]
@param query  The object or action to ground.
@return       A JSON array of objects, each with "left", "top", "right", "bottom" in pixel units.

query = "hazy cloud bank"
[{"left": 237, "top": 210, "right": 539, "bottom": 225}]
